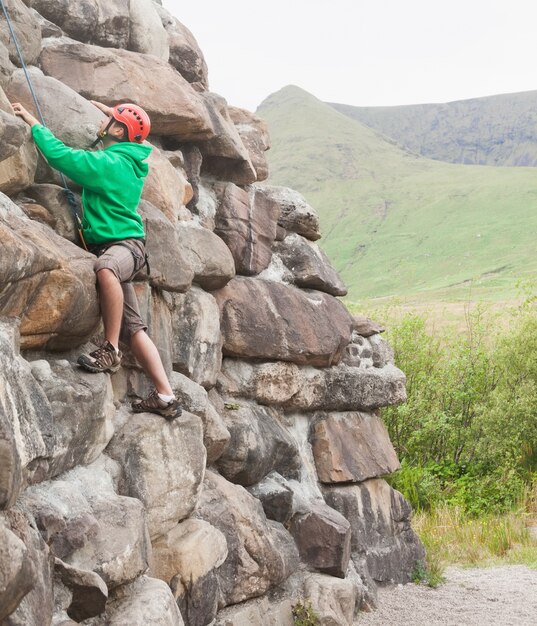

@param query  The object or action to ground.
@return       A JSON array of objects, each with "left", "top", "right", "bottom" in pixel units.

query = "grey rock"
[
  {"left": 138, "top": 200, "right": 195, "bottom": 293},
  {"left": 178, "top": 222, "right": 236, "bottom": 291},
  {"left": 106, "top": 411, "right": 206, "bottom": 539},
  {"left": 352, "top": 315, "right": 385, "bottom": 337},
  {"left": 155, "top": 5, "right": 208, "bottom": 86},
  {"left": 288, "top": 501, "right": 351, "bottom": 578},
  {"left": 214, "top": 278, "right": 353, "bottom": 367},
  {"left": 219, "top": 359, "right": 301, "bottom": 407},
  {"left": 0, "top": 320, "right": 52, "bottom": 509},
  {"left": 29, "top": 359, "right": 115, "bottom": 480},
  {"left": 87, "top": 575, "right": 185, "bottom": 626},
  {"left": 199, "top": 93, "right": 257, "bottom": 185},
  {"left": 0, "top": 0, "right": 41, "bottom": 67},
  {"left": 128, "top": 0, "right": 169, "bottom": 60},
  {"left": 0, "top": 107, "right": 28, "bottom": 164},
  {"left": 170, "top": 286, "right": 223, "bottom": 388},
  {"left": 310, "top": 412, "right": 400, "bottom": 483},
  {"left": 0, "top": 509, "right": 53, "bottom": 626},
  {"left": 152, "top": 519, "right": 227, "bottom": 626},
  {"left": 274, "top": 233, "right": 347, "bottom": 296},
  {"left": 322, "top": 479, "right": 426, "bottom": 584},
  {"left": 213, "top": 183, "right": 279, "bottom": 276},
  {"left": 216, "top": 401, "right": 301, "bottom": 487},
  {"left": 255, "top": 185, "right": 321, "bottom": 241},
  {"left": 303, "top": 571, "right": 361, "bottom": 626},
  {"left": 19, "top": 461, "right": 151, "bottom": 589},
  {"left": 205, "top": 390, "right": 232, "bottom": 464},
  {"left": 284, "top": 363, "right": 407, "bottom": 412},
  {"left": 228, "top": 106, "right": 270, "bottom": 182},
  {"left": 7, "top": 67, "right": 104, "bottom": 151},
  {"left": 193, "top": 470, "right": 300, "bottom": 607},
  {"left": 54, "top": 558, "right": 108, "bottom": 622},
  {"left": 247, "top": 472, "right": 294, "bottom": 524},
  {"left": 214, "top": 595, "right": 293, "bottom": 626}
]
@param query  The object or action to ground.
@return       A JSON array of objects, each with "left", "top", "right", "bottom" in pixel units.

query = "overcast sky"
[{"left": 162, "top": 0, "right": 537, "bottom": 112}]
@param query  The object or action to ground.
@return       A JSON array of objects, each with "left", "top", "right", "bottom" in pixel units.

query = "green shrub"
[
  {"left": 292, "top": 600, "right": 320, "bottom": 626},
  {"left": 378, "top": 305, "right": 537, "bottom": 516}
]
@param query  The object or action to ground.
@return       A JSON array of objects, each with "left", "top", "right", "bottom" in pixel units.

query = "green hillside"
[
  {"left": 257, "top": 85, "right": 537, "bottom": 302},
  {"left": 330, "top": 91, "right": 537, "bottom": 167}
]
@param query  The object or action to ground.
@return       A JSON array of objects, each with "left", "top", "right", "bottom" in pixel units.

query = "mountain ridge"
[{"left": 257, "top": 85, "right": 537, "bottom": 302}]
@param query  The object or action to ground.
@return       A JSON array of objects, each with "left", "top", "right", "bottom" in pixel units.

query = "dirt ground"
[{"left": 355, "top": 565, "right": 537, "bottom": 626}]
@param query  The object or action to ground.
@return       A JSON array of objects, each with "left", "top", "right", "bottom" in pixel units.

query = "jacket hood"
[{"left": 106, "top": 142, "right": 152, "bottom": 178}]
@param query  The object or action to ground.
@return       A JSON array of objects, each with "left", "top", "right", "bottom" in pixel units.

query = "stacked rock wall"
[{"left": 0, "top": 2, "right": 424, "bottom": 625}]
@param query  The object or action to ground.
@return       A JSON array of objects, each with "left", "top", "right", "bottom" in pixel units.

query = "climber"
[{"left": 11, "top": 100, "right": 182, "bottom": 420}]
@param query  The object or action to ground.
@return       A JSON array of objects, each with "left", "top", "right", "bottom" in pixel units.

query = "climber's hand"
[
  {"left": 90, "top": 100, "right": 113, "bottom": 117},
  {"left": 11, "top": 102, "right": 39, "bottom": 127}
]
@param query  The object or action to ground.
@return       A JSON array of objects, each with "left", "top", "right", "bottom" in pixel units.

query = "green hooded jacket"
[{"left": 32, "top": 124, "right": 152, "bottom": 245}]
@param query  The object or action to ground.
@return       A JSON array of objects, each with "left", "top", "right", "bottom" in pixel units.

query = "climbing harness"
[{"left": 0, "top": 0, "right": 88, "bottom": 250}]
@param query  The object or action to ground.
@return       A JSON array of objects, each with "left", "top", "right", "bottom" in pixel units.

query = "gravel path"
[{"left": 355, "top": 565, "right": 537, "bottom": 626}]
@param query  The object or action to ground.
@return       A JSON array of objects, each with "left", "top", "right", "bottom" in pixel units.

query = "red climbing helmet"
[{"left": 111, "top": 103, "right": 151, "bottom": 143}]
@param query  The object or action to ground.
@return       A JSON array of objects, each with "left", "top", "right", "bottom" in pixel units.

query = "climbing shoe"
[
  {"left": 131, "top": 389, "right": 183, "bottom": 420},
  {"left": 77, "top": 341, "right": 122, "bottom": 374}
]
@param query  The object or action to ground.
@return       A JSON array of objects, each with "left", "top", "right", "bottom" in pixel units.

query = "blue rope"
[
  {"left": 0, "top": 0, "right": 46, "bottom": 126},
  {"left": 1, "top": 0, "right": 87, "bottom": 246}
]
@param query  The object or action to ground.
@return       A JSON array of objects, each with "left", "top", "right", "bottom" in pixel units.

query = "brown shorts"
[{"left": 92, "top": 239, "right": 147, "bottom": 343}]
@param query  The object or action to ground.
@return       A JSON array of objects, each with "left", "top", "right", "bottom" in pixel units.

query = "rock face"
[{"left": 0, "top": 3, "right": 424, "bottom": 626}]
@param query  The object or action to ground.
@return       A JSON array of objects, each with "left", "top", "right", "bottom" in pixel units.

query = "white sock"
[{"left": 158, "top": 393, "right": 174, "bottom": 403}]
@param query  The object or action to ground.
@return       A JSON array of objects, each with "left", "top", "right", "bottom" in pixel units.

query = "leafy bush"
[
  {"left": 379, "top": 305, "right": 537, "bottom": 516},
  {"left": 292, "top": 600, "right": 320, "bottom": 626}
]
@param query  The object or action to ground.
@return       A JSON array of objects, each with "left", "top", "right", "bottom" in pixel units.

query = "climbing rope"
[{"left": 0, "top": 0, "right": 88, "bottom": 250}]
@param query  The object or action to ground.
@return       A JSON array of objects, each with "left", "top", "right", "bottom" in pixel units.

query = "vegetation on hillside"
[
  {"left": 259, "top": 86, "right": 537, "bottom": 303},
  {"left": 354, "top": 300, "right": 537, "bottom": 578}
]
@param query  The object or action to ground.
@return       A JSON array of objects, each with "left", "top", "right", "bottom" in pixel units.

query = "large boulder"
[
  {"left": 141, "top": 146, "right": 192, "bottom": 223},
  {"left": 106, "top": 411, "right": 206, "bottom": 539},
  {"left": 0, "top": 319, "right": 51, "bottom": 509},
  {"left": 214, "top": 596, "right": 293, "bottom": 626},
  {"left": 0, "top": 513, "right": 41, "bottom": 621},
  {"left": 0, "top": 41, "right": 15, "bottom": 87},
  {"left": 0, "top": 0, "right": 42, "bottom": 67},
  {"left": 218, "top": 359, "right": 301, "bottom": 406},
  {"left": 193, "top": 471, "right": 300, "bottom": 607},
  {"left": 155, "top": 5, "right": 208, "bottom": 87},
  {"left": 54, "top": 558, "right": 108, "bottom": 622},
  {"left": 0, "top": 510, "right": 53, "bottom": 626},
  {"left": 178, "top": 222, "right": 236, "bottom": 291},
  {"left": 213, "top": 183, "right": 280, "bottom": 275},
  {"left": 284, "top": 362, "right": 407, "bottom": 412},
  {"left": 0, "top": 194, "right": 100, "bottom": 350},
  {"left": 322, "top": 479, "right": 425, "bottom": 584},
  {"left": 0, "top": 137, "right": 37, "bottom": 194},
  {"left": 303, "top": 572, "right": 362, "bottom": 626},
  {"left": 199, "top": 93, "right": 257, "bottom": 185},
  {"left": 39, "top": 39, "right": 214, "bottom": 139},
  {"left": 228, "top": 106, "right": 270, "bottom": 182},
  {"left": 310, "top": 412, "right": 400, "bottom": 483},
  {"left": 214, "top": 278, "right": 353, "bottom": 366},
  {"left": 16, "top": 183, "right": 82, "bottom": 243},
  {"left": 19, "top": 460, "right": 152, "bottom": 589},
  {"left": 216, "top": 401, "right": 301, "bottom": 486},
  {"left": 128, "top": 0, "right": 169, "bottom": 60},
  {"left": 25, "top": 0, "right": 131, "bottom": 49},
  {"left": 153, "top": 519, "right": 227, "bottom": 626},
  {"left": 170, "top": 287, "right": 223, "bottom": 388},
  {"left": 7, "top": 67, "right": 104, "bottom": 149},
  {"left": 88, "top": 576, "right": 185, "bottom": 626},
  {"left": 0, "top": 91, "right": 28, "bottom": 163},
  {"left": 288, "top": 502, "right": 351, "bottom": 578},
  {"left": 273, "top": 233, "right": 348, "bottom": 296},
  {"left": 138, "top": 200, "right": 194, "bottom": 293},
  {"left": 255, "top": 185, "right": 321, "bottom": 241},
  {"left": 29, "top": 359, "right": 115, "bottom": 479}
]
